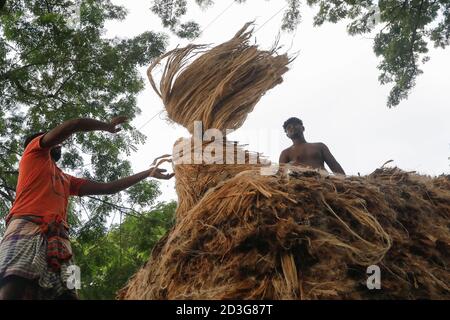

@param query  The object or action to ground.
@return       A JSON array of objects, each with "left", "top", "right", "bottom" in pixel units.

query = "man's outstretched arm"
[
  {"left": 78, "top": 168, "right": 174, "bottom": 196},
  {"left": 321, "top": 143, "right": 345, "bottom": 175},
  {"left": 40, "top": 116, "right": 127, "bottom": 149}
]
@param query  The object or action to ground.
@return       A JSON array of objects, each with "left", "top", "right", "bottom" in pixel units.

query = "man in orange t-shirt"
[
  {"left": 0, "top": 116, "right": 174, "bottom": 300},
  {"left": 7, "top": 134, "right": 88, "bottom": 226}
]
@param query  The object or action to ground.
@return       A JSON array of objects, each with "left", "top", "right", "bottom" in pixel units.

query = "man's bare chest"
[{"left": 289, "top": 145, "right": 323, "bottom": 162}]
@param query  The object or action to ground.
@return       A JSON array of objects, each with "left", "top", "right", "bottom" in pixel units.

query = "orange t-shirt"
[{"left": 8, "top": 134, "right": 88, "bottom": 226}]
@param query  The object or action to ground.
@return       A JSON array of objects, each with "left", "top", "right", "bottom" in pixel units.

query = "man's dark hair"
[
  {"left": 283, "top": 117, "right": 303, "bottom": 131},
  {"left": 23, "top": 132, "right": 47, "bottom": 149}
]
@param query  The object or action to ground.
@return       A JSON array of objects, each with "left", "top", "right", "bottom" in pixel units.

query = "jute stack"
[{"left": 118, "top": 24, "right": 450, "bottom": 300}]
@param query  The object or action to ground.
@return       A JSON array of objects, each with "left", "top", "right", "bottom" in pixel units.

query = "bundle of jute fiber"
[
  {"left": 145, "top": 22, "right": 290, "bottom": 221},
  {"left": 119, "top": 166, "right": 450, "bottom": 299},
  {"left": 147, "top": 22, "right": 291, "bottom": 134},
  {"left": 172, "top": 137, "right": 266, "bottom": 221}
]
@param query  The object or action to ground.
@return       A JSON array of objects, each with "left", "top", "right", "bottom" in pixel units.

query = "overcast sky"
[{"left": 105, "top": 0, "right": 450, "bottom": 204}]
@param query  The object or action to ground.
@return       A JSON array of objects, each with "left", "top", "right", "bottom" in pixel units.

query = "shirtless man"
[{"left": 279, "top": 117, "right": 345, "bottom": 175}]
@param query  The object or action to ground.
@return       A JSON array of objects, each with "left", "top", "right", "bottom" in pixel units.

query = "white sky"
[{"left": 105, "top": 0, "right": 450, "bottom": 204}]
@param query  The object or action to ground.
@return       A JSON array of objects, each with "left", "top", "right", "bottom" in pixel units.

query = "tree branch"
[
  {"left": 409, "top": 0, "right": 426, "bottom": 69},
  {"left": 9, "top": 75, "right": 69, "bottom": 104},
  {"left": 10, "top": 77, "right": 51, "bottom": 100},
  {"left": 0, "top": 0, "right": 6, "bottom": 12},
  {"left": 5, "top": 58, "right": 83, "bottom": 78},
  {"left": 74, "top": 196, "right": 140, "bottom": 236},
  {"left": 380, "top": 0, "right": 409, "bottom": 33},
  {"left": 0, "top": 170, "right": 18, "bottom": 175},
  {"left": 0, "top": 178, "right": 15, "bottom": 202},
  {"left": 0, "top": 189, "right": 13, "bottom": 203},
  {"left": 52, "top": 71, "right": 78, "bottom": 98},
  {"left": 86, "top": 196, "right": 141, "bottom": 216},
  {"left": 0, "top": 144, "right": 21, "bottom": 156},
  {"left": 0, "top": 184, "right": 15, "bottom": 192}
]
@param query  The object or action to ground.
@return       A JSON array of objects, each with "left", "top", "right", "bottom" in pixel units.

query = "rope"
[
  {"left": 198, "top": 0, "right": 236, "bottom": 38},
  {"left": 255, "top": 4, "right": 288, "bottom": 34}
]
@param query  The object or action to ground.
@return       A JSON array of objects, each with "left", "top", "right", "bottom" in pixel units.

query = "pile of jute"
[{"left": 118, "top": 24, "right": 450, "bottom": 300}]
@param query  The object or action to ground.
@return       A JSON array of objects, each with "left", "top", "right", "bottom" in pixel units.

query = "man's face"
[
  {"left": 50, "top": 145, "right": 62, "bottom": 162},
  {"left": 285, "top": 122, "right": 304, "bottom": 139}
]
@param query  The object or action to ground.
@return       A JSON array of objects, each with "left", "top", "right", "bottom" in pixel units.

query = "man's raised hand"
[
  {"left": 148, "top": 168, "right": 175, "bottom": 180},
  {"left": 107, "top": 116, "right": 128, "bottom": 133}
]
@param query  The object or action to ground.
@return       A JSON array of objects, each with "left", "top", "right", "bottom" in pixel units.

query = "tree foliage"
[
  {"left": 0, "top": 0, "right": 168, "bottom": 234},
  {"left": 0, "top": 1, "right": 178, "bottom": 300},
  {"left": 72, "top": 201, "right": 176, "bottom": 300},
  {"left": 151, "top": 0, "right": 450, "bottom": 107}
]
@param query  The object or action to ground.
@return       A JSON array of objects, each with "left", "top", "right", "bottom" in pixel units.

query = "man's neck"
[{"left": 292, "top": 136, "right": 307, "bottom": 145}]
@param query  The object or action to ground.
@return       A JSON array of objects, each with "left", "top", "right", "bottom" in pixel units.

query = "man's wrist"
[
  {"left": 75, "top": 118, "right": 111, "bottom": 132},
  {"left": 99, "top": 120, "right": 112, "bottom": 132}
]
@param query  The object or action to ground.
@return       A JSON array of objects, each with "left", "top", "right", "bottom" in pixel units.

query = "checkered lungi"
[{"left": 0, "top": 217, "right": 77, "bottom": 299}]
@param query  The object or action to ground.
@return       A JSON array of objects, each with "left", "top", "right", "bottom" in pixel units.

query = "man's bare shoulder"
[
  {"left": 309, "top": 142, "right": 327, "bottom": 149},
  {"left": 279, "top": 146, "right": 292, "bottom": 163},
  {"left": 281, "top": 146, "right": 293, "bottom": 153}
]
